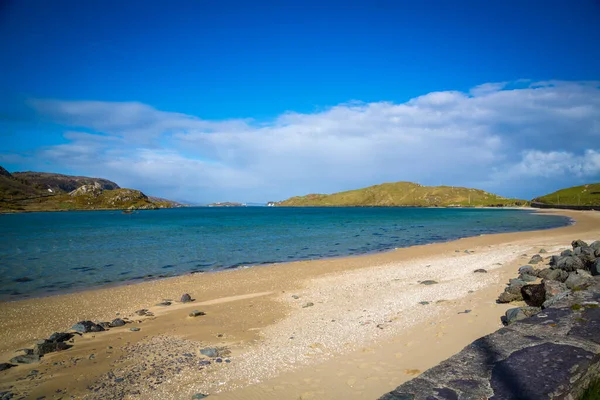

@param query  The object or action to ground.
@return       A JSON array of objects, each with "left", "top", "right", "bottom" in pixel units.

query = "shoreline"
[
  {"left": 1, "top": 207, "right": 572, "bottom": 303},
  {"left": 0, "top": 209, "right": 598, "bottom": 399}
]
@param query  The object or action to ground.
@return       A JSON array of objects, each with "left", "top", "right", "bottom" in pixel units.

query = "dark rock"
[
  {"left": 521, "top": 284, "right": 545, "bottom": 307},
  {"left": 504, "top": 307, "right": 541, "bottom": 325},
  {"left": 590, "top": 240, "right": 600, "bottom": 252},
  {"left": 560, "top": 249, "right": 573, "bottom": 257},
  {"left": 419, "top": 301, "right": 430, "bottom": 305},
  {"left": 135, "top": 309, "right": 148, "bottom": 316},
  {"left": 129, "top": 327, "right": 141, "bottom": 332},
  {"left": 189, "top": 310, "right": 206, "bottom": 317},
  {"left": 528, "top": 254, "right": 543, "bottom": 264},
  {"left": 572, "top": 239, "right": 589, "bottom": 249},
  {"left": 490, "top": 343, "right": 596, "bottom": 399},
  {"left": 420, "top": 280, "right": 438, "bottom": 285},
  {"left": 473, "top": 269, "right": 487, "bottom": 273},
  {"left": 192, "top": 394, "right": 209, "bottom": 399},
  {"left": 574, "top": 246, "right": 597, "bottom": 266},
  {"left": 156, "top": 301, "right": 172, "bottom": 306},
  {"left": 302, "top": 302, "right": 314, "bottom": 308},
  {"left": 181, "top": 293, "right": 193, "bottom": 303},
  {"left": 34, "top": 340, "right": 68, "bottom": 356},
  {"left": 9, "top": 354, "right": 40, "bottom": 364},
  {"left": 554, "top": 256, "right": 585, "bottom": 272},
  {"left": 48, "top": 332, "right": 73, "bottom": 342},
  {"left": 518, "top": 273, "right": 536, "bottom": 283},
  {"left": 0, "top": 392, "right": 13, "bottom": 400},
  {"left": 565, "top": 270, "right": 594, "bottom": 290},
  {"left": 538, "top": 268, "right": 568, "bottom": 282},
  {"left": 539, "top": 248, "right": 547, "bottom": 253},
  {"left": 14, "top": 277, "right": 33, "bottom": 283},
  {"left": 518, "top": 265, "right": 534, "bottom": 275},
  {"left": 0, "top": 363, "right": 15, "bottom": 372},
  {"left": 200, "top": 348, "right": 219, "bottom": 358},
  {"left": 542, "top": 290, "right": 572, "bottom": 309},
  {"left": 568, "top": 307, "right": 600, "bottom": 344},
  {"left": 497, "top": 291, "right": 521, "bottom": 303},
  {"left": 543, "top": 280, "right": 568, "bottom": 301},
  {"left": 592, "top": 259, "right": 600, "bottom": 276},
  {"left": 109, "top": 318, "right": 126, "bottom": 327},
  {"left": 99, "top": 321, "right": 111, "bottom": 329},
  {"left": 71, "top": 321, "right": 105, "bottom": 333}
]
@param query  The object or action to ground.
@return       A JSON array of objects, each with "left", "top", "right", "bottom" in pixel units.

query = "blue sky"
[{"left": 1, "top": 0, "right": 599, "bottom": 203}]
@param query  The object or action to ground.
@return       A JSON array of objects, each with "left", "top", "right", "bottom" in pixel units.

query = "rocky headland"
[{"left": 380, "top": 239, "right": 600, "bottom": 400}]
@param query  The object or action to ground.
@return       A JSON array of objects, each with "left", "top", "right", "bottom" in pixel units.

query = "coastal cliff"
[{"left": 278, "top": 182, "right": 527, "bottom": 207}]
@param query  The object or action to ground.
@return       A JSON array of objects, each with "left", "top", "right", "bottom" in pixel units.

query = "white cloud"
[{"left": 6, "top": 80, "right": 600, "bottom": 202}]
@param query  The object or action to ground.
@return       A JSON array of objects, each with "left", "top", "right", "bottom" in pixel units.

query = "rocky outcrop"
[
  {"left": 69, "top": 182, "right": 103, "bottom": 197},
  {"left": 380, "top": 239, "right": 600, "bottom": 400}
]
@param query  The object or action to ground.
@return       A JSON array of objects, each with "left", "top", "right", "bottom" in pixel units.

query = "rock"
[
  {"left": 473, "top": 269, "right": 487, "bottom": 273},
  {"left": 0, "top": 391, "right": 13, "bottom": 400},
  {"left": 498, "top": 280, "right": 527, "bottom": 303},
  {"left": 538, "top": 268, "right": 568, "bottom": 282},
  {"left": 571, "top": 239, "right": 589, "bottom": 249},
  {"left": 590, "top": 240, "right": 600, "bottom": 251},
  {"left": 554, "top": 256, "right": 585, "bottom": 272},
  {"left": 180, "top": 293, "right": 192, "bottom": 303},
  {"left": 560, "top": 249, "right": 573, "bottom": 257},
  {"left": 518, "top": 265, "right": 535, "bottom": 275},
  {"left": 109, "top": 318, "right": 126, "bottom": 327},
  {"left": 192, "top": 394, "right": 209, "bottom": 399},
  {"left": 539, "top": 248, "right": 547, "bottom": 253},
  {"left": 518, "top": 274, "right": 537, "bottom": 283},
  {"left": 189, "top": 310, "right": 206, "bottom": 317},
  {"left": 9, "top": 354, "right": 40, "bottom": 364},
  {"left": 498, "top": 291, "right": 522, "bottom": 303},
  {"left": 34, "top": 340, "right": 68, "bottom": 356},
  {"left": 420, "top": 280, "right": 438, "bottom": 285},
  {"left": 574, "top": 246, "right": 596, "bottom": 265},
  {"left": 528, "top": 254, "right": 543, "bottom": 264},
  {"left": 129, "top": 327, "right": 141, "bottom": 332},
  {"left": 504, "top": 306, "right": 541, "bottom": 324},
  {"left": 521, "top": 284, "right": 546, "bottom": 307},
  {"left": 543, "top": 280, "right": 568, "bottom": 301},
  {"left": 564, "top": 270, "right": 594, "bottom": 290},
  {"left": 291, "top": 295, "right": 300, "bottom": 299},
  {"left": 99, "top": 321, "right": 111, "bottom": 329},
  {"left": 135, "top": 309, "right": 148, "bottom": 316},
  {"left": 200, "top": 348, "right": 219, "bottom": 358},
  {"left": 71, "top": 321, "right": 105, "bottom": 333},
  {"left": 0, "top": 363, "right": 15, "bottom": 372},
  {"left": 48, "top": 332, "right": 73, "bottom": 342},
  {"left": 419, "top": 301, "right": 430, "bottom": 305},
  {"left": 591, "top": 259, "right": 600, "bottom": 276},
  {"left": 156, "top": 301, "right": 171, "bottom": 306},
  {"left": 302, "top": 302, "right": 314, "bottom": 308},
  {"left": 542, "top": 290, "right": 571, "bottom": 309}
]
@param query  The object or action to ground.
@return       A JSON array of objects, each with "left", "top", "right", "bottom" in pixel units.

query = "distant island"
[
  {"left": 0, "top": 166, "right": 182, "bottom": 212},
  {"left": 277, "top": 181, "right": 527, "bottom": 207},
  {"left": 208, "top": 202, "right": 246, "bottom": 207}
]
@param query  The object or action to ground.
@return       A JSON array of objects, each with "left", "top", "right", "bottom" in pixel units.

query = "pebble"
[
  {"left": 129, "top": 327, "right": 141, "bottom": 332},
  {"left": 458, "top": 310, "right": 472, "bottom": 314},
  {"left": 192, "top": 394, "right": 209, "bottom": 399},
  {"left": 419, "top": 301, "right": 430, "bottom": 305},
  {"left": 188, "top": 310, "right": 206, "bottom": 317},
  {"left": 109, "top": 318, "right": 126, "bottom": 327},
  {"left": 292, "top": 295, "right": 300, "bottom": 299},
  {"left": 420, "top": 280, "right": 438, "bottom": 285},
  {"left": 156, "top": 301, "right": 172, "bottom": 306},
  {"left": 473, "top": 269, "right": 487, "bottom": 273},
  {"left": 181, "top": 293, "right": 193, "bottom": 303},
  {"left": 302, "top": 302, "right": 315, "bottom": 308},
  {"left": 200, "top": 348, "right": 219, "bottom": 358}
]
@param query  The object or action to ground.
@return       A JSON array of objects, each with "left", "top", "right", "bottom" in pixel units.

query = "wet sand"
[{"left": 0, "top": 209, "right": 599, "bottom": 399}]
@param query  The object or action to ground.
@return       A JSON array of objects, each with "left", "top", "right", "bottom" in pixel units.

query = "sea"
[{"left": 0, "top": 207, "right": 571, "bottom": 301}]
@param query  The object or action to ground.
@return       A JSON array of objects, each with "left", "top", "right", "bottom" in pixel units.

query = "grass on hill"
[
  {"left": 532, "top": 183, "right": 600, "bottom": 207},
  {"left": 278, "top": 182, "right": 527, "bottom": 207}
]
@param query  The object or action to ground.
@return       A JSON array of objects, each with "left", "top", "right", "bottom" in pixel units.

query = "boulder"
[
  {"left": 109, "top": 318, "right": 126, "bottom": 327},
  {"left": 560, "top": 249, "right": 573, "bottom": 257},
  {"left": 573, "top": 246, "right": 596, "bottom": 265},
  {"left": 48, "top": 332, "right": 73, "bottom": 342},
  {"left": 71, "top": 321, "right": 105, "bottom": 333},
  {"left": 0, "top": 363, "right": 15, "bottom": 372},
  {"left": 542, "top": 290, "right": 571, "bottom": 309},
  {"left": 181, "top": 293, "right": 193, "bottom": 303},
  {"left": 9, "top": 354, "right": 39, "bottom": 364},
  {"left": 549, "top": 255, "right": 561, "bottom": 266},
  {"left": 528, "top": 254, "right": 543, "bottom": 264},
  {"left": 521, "top": 284, "right": 546, "bottom": 307},
  {"left": 518, "top": 274, "right": 537, "bottom": 283},
  {"left": 571, "top": 239, "right": 589, "bottom": 249},
  {"left": 504, "top": 306, "right": 541, "bottom": 325},
  {"left": 591, "top": 259, "right": 600, "bottom": 276},
  {"left": 518, "top": 265, "right": 535, "bottom": 275},
  {"left": 590, "top": 240, "right": 600, "bottom": 252},
  {"left": 34, "top": 340, "right": 68, "bottom": 356},
  {"left": 554, "top": 256, "right": 585, "bottom": 272},
  {"left": 564, "top": 270, "right": 594, "bottom": 290},
  {"left": 538, "top": 268, "right": 568, "bottom": 282},
  {"left": 498, "top": 291, "right": 522, "bottom": 303},
  {"left": 543, "top": 280, "right": 568, "bottom": 301}
]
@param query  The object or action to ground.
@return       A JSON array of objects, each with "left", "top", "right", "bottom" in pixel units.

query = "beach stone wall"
[{"left": 379, "top": 242, "right": 600, "bottom": 400}]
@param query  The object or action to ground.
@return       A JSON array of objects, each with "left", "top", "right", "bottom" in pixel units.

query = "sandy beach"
[{"left": 1, "top": 209, "right": 599, "bottom": 400}]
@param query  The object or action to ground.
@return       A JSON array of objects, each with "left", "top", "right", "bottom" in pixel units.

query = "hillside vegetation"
[
  {"left": 278, "top": 182, "right": 526, "bottom": 207},
  {"left": 532, "top": 183, "right": 600, "bottom": 207},
  {"left": 0, "top": 166, "right": 174, "bottom": 212}
]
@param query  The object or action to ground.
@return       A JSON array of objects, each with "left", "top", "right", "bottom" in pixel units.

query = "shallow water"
[{"left": 0, "top": 207, "right": 569, "bottom": 300}]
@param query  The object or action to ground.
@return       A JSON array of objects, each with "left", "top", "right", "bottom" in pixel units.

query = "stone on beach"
[
  {"left": 9, "top": 354, "right": 40, "bottom": 364},
  {"left": 48, "top": 332, "right": 73, "bottom": 342},
  {"left": 71, "top": 321, "right": 105, "bottom": 333},
  {"left": 156, "top": 301, "right": 172, "bottom": 306},
  {"left": 518, "top": 265, "right": 535, "bottom": 275},
  {"left": 302, "top": 302, "right": 314, "bottom": 308},
  {"left": 528, "top": 254, "right": 543, "bottom": 264},
  {"left": 504, "top": 306, "right": 541, "bottom": 325},
  {"left": 420, "top": 280, "right": 438, "bottom": 285},
  {"left": 518, "top": 273, "right": 537, "bottom": 282},
  {"left": 129, "top": 327, "right": 141, "bottom": 332},
  {"left": 543, "top": 280, "right": 568, "bottom": 301},
  {"left": 109, "top": 318, "right": 126, "bottom": 327},
  {"left": 538, "top": 268, "right": 568, "bottom": 282},
  {"left": 180, "top": 293, "right": 193, "bottom": 303},
  {"left": 571, "top": 239, "right": 588, "bottom": 249},
  {"left": 473, "top": 269, "right": 487, "bottom": 273},
  {"left": 200, "top": 348, "right": 220, "bottom": 358},
  {"left": 0, "top": 363, "right": 15, "bottom": 372},
  {"left": 188, "top": 310, "right": 206, "bottom": 317},
  {"left": 521, "top": 284, "right": 546, "bottom": 307},
  {"left": 192, "top": 394, "right": 209, "bottom": 399},
  {"left": 34, "top": 340, "right": 68, "bottom": 356},
  {"left": 553, "top": 256, "right": 585, "bottom": 272},
  {"left": 564, "top": 269, "right": 594, "bottom": 290}
]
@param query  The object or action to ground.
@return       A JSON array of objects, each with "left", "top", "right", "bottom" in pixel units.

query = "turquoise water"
[{"left": 0, "top": 207, "right": 570, "bottom": 301}]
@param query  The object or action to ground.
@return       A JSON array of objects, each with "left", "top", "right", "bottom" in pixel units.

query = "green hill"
[
  {"left": 0, "top": 166, "right": 175, "bottom": 212},
  {"left": 277, "top": 182, "right": 527, "bottom": 207},
  {"left": 532, "top": 183, "right": 600, "bottom": 207}
]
